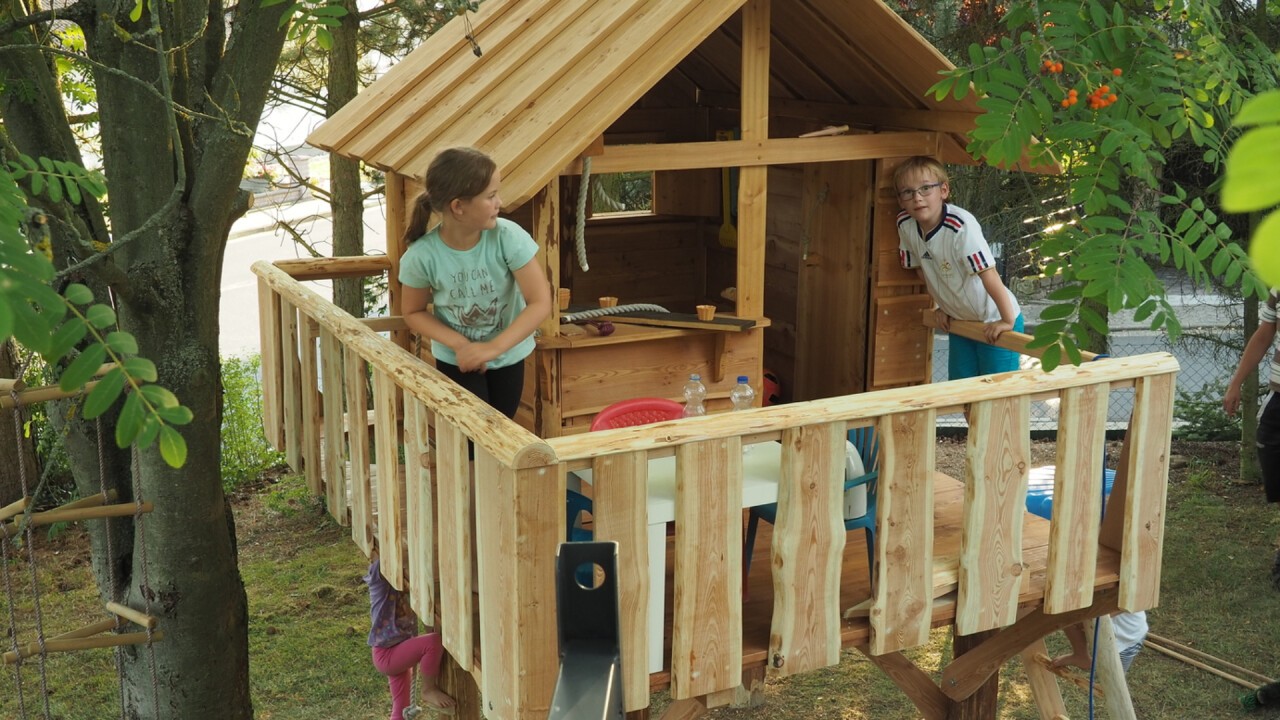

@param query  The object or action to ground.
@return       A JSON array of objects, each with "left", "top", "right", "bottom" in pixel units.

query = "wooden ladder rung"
[
  {"left": 3, "top": 629, "right": 164, "bottom": 665},
  {"left": 106, "top": 602, "right": 158, "bottom": 630},
  {"left": 1, "top": 498, "right": 148, "bottom": 539}
]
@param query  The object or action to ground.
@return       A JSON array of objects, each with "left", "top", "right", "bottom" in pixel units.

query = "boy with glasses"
[{"left": 895, "top": 156, "right": 1023, "bottom": 379}]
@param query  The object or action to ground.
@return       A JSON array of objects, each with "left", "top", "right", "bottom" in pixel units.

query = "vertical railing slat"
[
  {"left": 404, "top": 398, "right": 436, "bottom": 622},
  {"left": 344, "top": 348, "right": 373, "bottom": 555},
  {"left": 436, "top": 421, "right": 473, "bottom": 671},
  {"left": 671, "top": 438, "right": 743, "bottom": 699},
  {"left": 257, "top": 278, "right": 284, "bottom": 448},
  {"left": 373, "top": 369, "right": 405, "bottom": 589},
  {"left": 1045, "top": 384, "right": 1108, "bottom": 613},
  {"left": 768, "top": 422, "right": 846, "bottom": 676},
  {"left": 299, "top": 318, "right": 323, "bottom": 497},
  {"left": 319, "top": 329, "right": 349, "bottom": 526},
  {"left": 476, "top": 451, "right": 561, "bottom": 720},
  {"left": 870, "top": 409, "right": 936, "bottom": 655},
  {"left": 957, "top": 397, "right": 1030, "bottom": 635},
  {"left": 280, "top": 299, "right": 302, "bottom": 472},
  {"left": 1117, "top": 373, "right": 1175, "bottom": 611},
  {"left": 592, "top": 451, "right": 651, "bottom": 711}
]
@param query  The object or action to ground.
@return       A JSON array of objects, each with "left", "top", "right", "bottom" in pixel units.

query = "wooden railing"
[{"left": 253, "top": 260, "right": 1178, "bottom": 719}]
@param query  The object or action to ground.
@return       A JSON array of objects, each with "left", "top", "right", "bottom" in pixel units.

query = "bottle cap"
[
  {"left": 737, "top": 375, "right": 748, "bottom": 383},
  {"left": 691, "top": 374, "right": 701, "bottom": 381}
]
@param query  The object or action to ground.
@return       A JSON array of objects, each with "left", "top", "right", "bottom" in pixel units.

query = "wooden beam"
[
  {"left": 857, "top": 647, "right": 949, "bottom": 720},
  {"left": 697, "top": 92, "right": 981, "bottom": 135},
  {"left": 273, "top": 255, "right": 391, "bottom": 281},
  {"left": 939, "top": 587, "right": 1119, "bottom": 702},
  {"left": 558, "top": 133, "right": 941, "bottom": 175}
]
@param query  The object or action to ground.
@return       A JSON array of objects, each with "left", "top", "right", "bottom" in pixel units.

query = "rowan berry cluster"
[
  {"left": 1086, "top": 84, "right": 1118, "bottom": 109},
  {"left": 1041, "top": 59, "right": 1064, "bottom": 74}
]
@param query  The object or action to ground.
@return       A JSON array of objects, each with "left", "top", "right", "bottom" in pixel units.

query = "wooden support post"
[
  {"left": 1020, "top": 638, "right": 1069, "bottom": 720},
  {"left": 374, "top": 369, "right": 405, "bottom": 589},
  {"left": 439, "top": 650, "right": 483, "bottom": 720},
  {"left": 320, "top": 328, "right": 350, "bottom": 526},
  {"left": 735, "top": 0, "right": 769, "bottom": 320},
  {"left": 948, "top": 628, "right": 999, "bottom": 720},
  {"left": 386, "top": 171, "right": 409, "bottom": 350},
  {"left": 404, "top": 398, "right": 436, "bottom": 623},
  {"left": 345, "top": 348, "right": 374, "bottom": 554},
  {"left": 533, "top": 177, "right": 560, "bottom": 339},
  {"left": 436, "top": 421, "right": 474, "bottom": 671},
  {"left": 857, "top": 647, "right": 949, "bottom": 720},
  {"left": 1088, "top": 615, "right": 1137, "bottom": 720}
]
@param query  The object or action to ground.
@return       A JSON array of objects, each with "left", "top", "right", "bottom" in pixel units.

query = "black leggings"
[
  {"left": 1259, "top": 390, "right": 1280, "bottom": 503},
  {"left": 434, "top": 359, "right": 525, "bottom": 420}
]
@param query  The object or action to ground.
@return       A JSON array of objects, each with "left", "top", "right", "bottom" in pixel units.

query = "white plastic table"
[{"left": 571, "top": 442, "right": 787, "bottom": 674}]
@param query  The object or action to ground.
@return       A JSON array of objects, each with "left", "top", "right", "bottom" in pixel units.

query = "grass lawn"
[{"left": 4, "top": 439, "right": 1280, "bottom": 718}]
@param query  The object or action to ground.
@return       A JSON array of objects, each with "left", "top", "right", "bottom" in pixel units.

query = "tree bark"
[
  {"left": 0, "top": 0, "right": 289, "bottom": 715},
  {"left": 0, "top": 340, "right": 39, "bottom": 506},
  {"left": 329, "top": 0, "right": 365, "bottom": 318}
]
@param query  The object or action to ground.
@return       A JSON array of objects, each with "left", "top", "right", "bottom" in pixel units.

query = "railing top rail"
[
  {"left": 547, "top": 351, "right": 1179, "bottom": 463},
  {"left": 253, "top": 260, "right": 556, "bottom": 469}
]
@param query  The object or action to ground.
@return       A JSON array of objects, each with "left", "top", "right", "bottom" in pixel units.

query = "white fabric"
[
  {"left": 843, "top": 440, "right": 867, "bottom": 520},
  {"left": 1110, "top": 610, "right": 1148, "bottom": 649},
  {"left": 897, "top": 203, "right": 1020, "bottom": 324}
]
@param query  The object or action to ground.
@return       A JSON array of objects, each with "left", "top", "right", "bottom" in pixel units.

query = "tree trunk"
[
  {"left": 329, "top": 0, "right": 365, "bottom": 318},
  {"left": 1242, "top": 231, "right": 1262, "bottom": 484},
  {"left": 0, "top": 0, "right": 290, "bottom": 715},
  {"left": 0, "top": 340, "right": 39, "bottom": 506}
]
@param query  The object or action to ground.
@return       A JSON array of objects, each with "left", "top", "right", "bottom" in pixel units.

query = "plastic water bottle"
[
  {"left": 682, "top": 373, "right": 707, "bottom": 417},
  {"left": 730, "top": 375, "right": 755, "bottom": 411}
]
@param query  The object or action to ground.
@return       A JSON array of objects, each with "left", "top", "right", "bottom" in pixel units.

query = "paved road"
[{"left": 219, "top": 196, "right": 388, "bottom": 357}]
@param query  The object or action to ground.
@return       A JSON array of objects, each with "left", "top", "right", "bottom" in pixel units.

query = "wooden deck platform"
[{"left": 642, "top": 471, "right": 1121, "bottom": 690}]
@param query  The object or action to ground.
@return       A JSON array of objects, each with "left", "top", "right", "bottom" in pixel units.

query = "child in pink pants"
[{"left": 365, "top": 554, "right": 454, "bottom": 718}]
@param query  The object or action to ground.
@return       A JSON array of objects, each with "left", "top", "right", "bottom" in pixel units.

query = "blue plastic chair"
[{"left": 743, "top": 426, "right": 879, "bottom": 591}]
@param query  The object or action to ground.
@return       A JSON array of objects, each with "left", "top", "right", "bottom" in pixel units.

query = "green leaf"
[
  {"left": 1223, "top": 126, "right": 1280, "bottom": 212},
  {"left": 1235, "top": 90, "right": 1280, "bottom": 127},
  {"left": 122, "top": 356, "right": 158, "bottom": 382},
  {"left": 137, "top": 415, "right": 161, "bottom": 448},
  {"left": 85, "top": 303, "right": 117, "bottom": 329},
  {"left": 1248, "top": 210, "right": 1280, "bottom": 287},
  {"left": 116, "top": 392, "right": 144, "bottom": 447},
  {"left": 104, "top": 331, "right": 138, "bottom": 355},
  {"left": 0, "top": 298, "right": 12, "bottom": 343},
  {"left": 158, "top": 425, "right": 187, "bottom": 468},
  {"left": 1041, "top": 342, "right": 1062, "bottom": 372},
  {"left": 64, "top": 283, "right": 93, "bottom": 305},
  {"left": 63, "top": 176, "right": 81, "bottom": 205},
  {"left": 156, "top": 405, "right": 193, "bottom": 425},
  {"left": 48, "top": 317, "right": 88, "bottom": 361},
  {"left": 139, "top": 383, "right": 180, "bottom": 409},
  {"left": 58, "top": 342, "right": 106, "bottom": 392},
  {"left": 83, "top": 368, "right": 126, "bottom": 419},
  {"left": 129, "top": 0, "right": 144, "bottom": 21},
  {"left": 1040, "top": 303, "right": 1077, "bottom": 321}
]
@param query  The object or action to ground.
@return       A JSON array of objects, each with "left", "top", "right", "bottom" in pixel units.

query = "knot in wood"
[{"left": 772, "top": 653, "right": 785, "bottom": 668}]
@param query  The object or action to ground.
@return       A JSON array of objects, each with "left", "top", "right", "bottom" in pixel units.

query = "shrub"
[
  {"left": 1173, "top": 381, "right": 1243, "bottom": 442},
  {"left": 221, "top": 355, "right": 284, "bottom": 491}
]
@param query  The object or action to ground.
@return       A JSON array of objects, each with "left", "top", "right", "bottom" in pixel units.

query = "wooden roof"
[{"left": 309, "top": 0, "right": 984, "bottom": 209}]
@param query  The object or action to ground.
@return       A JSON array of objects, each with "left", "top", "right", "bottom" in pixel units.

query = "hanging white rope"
[
  {"left": 10, "top": 388, "right": 52, "bottom": 718},
  {"left": 3, "top": 391, "right": 29, "bottom": 717},
  {"left": 129, "top": 446, "right": 163, "bottom": 716},
  {"left": 575, "top": 156, "right": 591, "bottom": 272}
]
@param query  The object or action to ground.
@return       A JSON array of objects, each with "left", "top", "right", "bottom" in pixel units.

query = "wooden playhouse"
[{"left": 253, "top": 0, "right": 1178, "bottom": 718}]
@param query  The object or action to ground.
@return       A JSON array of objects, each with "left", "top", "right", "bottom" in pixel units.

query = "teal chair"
[{"left": 743, "top": 426, "right": 879, "bottom": 592}]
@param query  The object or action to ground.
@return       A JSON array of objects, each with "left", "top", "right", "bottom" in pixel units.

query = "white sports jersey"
[
  {"left": 1261, "top": 288, "right": 1280, "bottom": 391},
  {"left": 897, "top": 203, "right": 1019, "bottom": 324}
]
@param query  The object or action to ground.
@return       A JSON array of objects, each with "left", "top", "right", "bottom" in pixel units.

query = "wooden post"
[
  {"left": 947, "top": 629, "right": 999, "bottom": 720},
  {"left": 439, "top": 650, "right": 483, "bottom": 720},
  {"left": 736, "top": 0, "right": 769, "bottom": 319},
  {"left": 475, "top": 450, "right": 561, "bottom": 720},
  {"left": 768, "top": 422, "right": 846, "bottom": 676},
  {"left": 1044, "top": 384, "right": 1108, "bottom": 613},
  {"left": 258, "top": 277, "right": 284, "bottom": 448},
  {"left": 300, "top": 316, "right": 323, "bottom": 497},
  {"left": 1020, "top": 638, "right": 1069, "bottom": 720},
  {"left": 374, "top": 369, "right": 405, "bottom": 589},
  {"left": 1088, "top": 615, "right": 1137, "bottom": 720},
  {"left": 280, "top": 299, "right": 302, "bottom": 472},
  {"left": 533, "top": 177, "right": 560, "bottom": 339},
  {"left": 404, "top": 398, "right": 436, "bottom": 622},
  {"left": 345, "top": 348, "right": 374, "bottom": 555},
  {"left": 320, "top": 328, "right": 350, "bottom": 526},
  {"left": 436, "top": 421, "right": 474, "bottom": 672},
  {"left": 386, "top": 171, "right": 408, "bottom": 349}
]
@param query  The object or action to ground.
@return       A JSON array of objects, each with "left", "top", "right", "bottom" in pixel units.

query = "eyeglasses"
[{"left": 897, "top": 182, "right": 944, "bottom": 201}]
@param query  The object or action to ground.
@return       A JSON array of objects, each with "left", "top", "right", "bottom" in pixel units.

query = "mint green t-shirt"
[{"left": 398, "top": 218, "right": 539, "bottom": 369}]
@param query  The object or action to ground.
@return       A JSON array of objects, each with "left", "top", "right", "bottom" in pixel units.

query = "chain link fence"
[{"left": 931, "top": 323, "right": 1251, "bottom": 435}]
